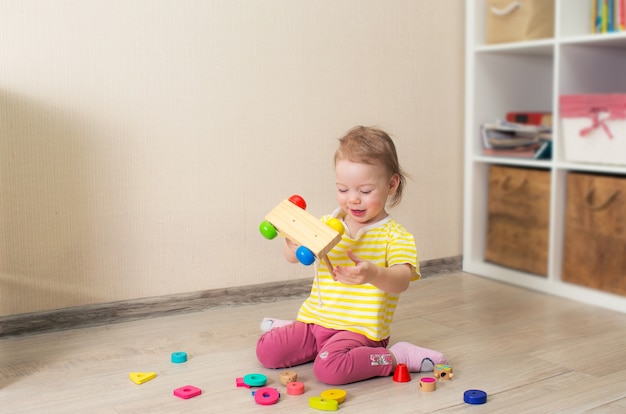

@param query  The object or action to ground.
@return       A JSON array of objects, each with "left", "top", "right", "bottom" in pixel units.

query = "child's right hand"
[{"left": 283, "top": 238, "right": 300, "bottom": 263}]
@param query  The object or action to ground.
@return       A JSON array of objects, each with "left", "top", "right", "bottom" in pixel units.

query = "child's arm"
[
  {"left": 283, "top": 238, "right": 300, "bottom": 264},
  {"left": 332, "top": 250, "right": 413, "bottom": 294}
]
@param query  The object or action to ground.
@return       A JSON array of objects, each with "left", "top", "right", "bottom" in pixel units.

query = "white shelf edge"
[
  {"left": 558, "top": 32, "right": 626, "bottom": 46},
  {"left": 473, "top": 155, "right": 553, "bottom": 169},
  {"left": 463, "top": 261, "right": 626, "bottom": 314},
  {"left": 470, "top": 158, "right": 626, "bottom": 175},
  {"left": 554, "top": 161, "right": 626, "bottom": 175},
  {"left": 473, "top": 33, "right": 626, "bottom": 54},
  {"left": 473, "top": 33, "right": 626, "bottom": 52},
  {"left": 474, "top": 39, "right": 555, "bottom": 54}
]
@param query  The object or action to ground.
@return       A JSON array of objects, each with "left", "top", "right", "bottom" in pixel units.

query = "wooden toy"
[
  {"left": 464, "top": 389, "right": 487, "bottom": 405},
  {"left": 287, "top": 381, "right": 305, "bottom": 395},
  {"left": 260, "top": 195, "right": 343, "bottom": 269},
  {"left": 309, "top": 396, "right": 339, "bottom": 411},
  {"left": 279, "top": 370, "right": 298, "bottom": 385},
  {"left": 129, "top": 372, "right": 157, "bottom": 384},
  {"left": 171, "top": 351, "right": 187, "bottom": 363},
  {"left": 254, "top": 387, "right": 280, "bottom": 405},
  {"left": 419, "top": 377, "right": 437, "bottom": 392},
  {"left": 173, "top": 385, "right": 202, "bottom": 399},
  {"left": 434, "top": 364, "right": 454, "bottom": 380},
  {"left": 320, "top": 389, "right": 347, "bottom": 403}
]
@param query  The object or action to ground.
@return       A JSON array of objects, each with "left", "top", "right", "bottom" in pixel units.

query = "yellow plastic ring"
[{"left": 320, "top": 388, "right": 347, "bottom": 404}]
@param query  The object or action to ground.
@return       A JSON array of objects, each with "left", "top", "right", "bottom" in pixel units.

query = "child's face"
[{"left": 335, "top": 159, "right": 399, "bottom": 230}]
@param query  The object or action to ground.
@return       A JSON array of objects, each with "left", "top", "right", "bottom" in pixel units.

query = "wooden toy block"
[
  {"left": 279, "top": 370, "right": 298, "bottom": 385},
  {"left": 419, "top": 377, "right": 437, "bottom": 392},
  {"left": 129, "top": 372, "right": 157, "bottom": 384},
  {"left": 264, "top": 198, "right": 342, "bottom": 269},
  {"left": 265, "top": 199, "right": 342, "bottom": 258},
  {"left": 433, "top": 364, "right": 454, "bottom": 380}
]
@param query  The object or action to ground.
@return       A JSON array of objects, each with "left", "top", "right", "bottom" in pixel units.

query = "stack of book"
[
  {"left": 481, "top": 120, "right": 552, "bottom": 159},
  {"left": 592, "top": 0, "right": 626, "bottom": 33}
]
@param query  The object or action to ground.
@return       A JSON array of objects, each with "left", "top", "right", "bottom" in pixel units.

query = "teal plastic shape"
[
  {"left": 243, "top": 373, "right": 267, "bottom": 387},
  {"left": 171, "top": 351, "right": 187, "bottom": 363}
]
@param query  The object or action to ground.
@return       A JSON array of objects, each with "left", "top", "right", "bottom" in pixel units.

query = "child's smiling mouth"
[{"left": 351, "top": 209, "right": 366, "bottom": 217}]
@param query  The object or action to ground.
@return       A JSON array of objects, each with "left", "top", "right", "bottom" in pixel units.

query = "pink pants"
[{"left": 256, "top": 321, "right": 393, "bottom": 385}]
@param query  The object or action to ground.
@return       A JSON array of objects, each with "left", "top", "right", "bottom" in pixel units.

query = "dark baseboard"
[{"left": 0, "top": 255, "right": 461, "bottom": 337}]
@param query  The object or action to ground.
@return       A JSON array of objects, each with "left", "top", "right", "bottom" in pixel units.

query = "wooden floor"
[{"left": 1, "top": 272, "right": 625, "bottom": 413}]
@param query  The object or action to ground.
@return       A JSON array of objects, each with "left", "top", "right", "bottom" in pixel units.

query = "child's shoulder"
[
  {"left": 378, "top": 218, "right": 414, "bottom": 237},
  {"left": 354, "top": 218, "right": 413, "bottom": 242}
]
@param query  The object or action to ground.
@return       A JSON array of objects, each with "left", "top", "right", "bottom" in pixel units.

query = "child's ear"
[{"left": 388, "top": 174, "right": 400, "bottom": 194}]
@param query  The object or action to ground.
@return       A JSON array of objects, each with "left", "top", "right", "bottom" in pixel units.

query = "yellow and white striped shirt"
[{"left": 296, "top": 210, "right": 419, "bottom": 341}]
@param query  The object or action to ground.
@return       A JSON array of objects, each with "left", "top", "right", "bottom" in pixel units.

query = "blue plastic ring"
[{"left": 464, "top": 389, "right": 487, "bottom": 404}]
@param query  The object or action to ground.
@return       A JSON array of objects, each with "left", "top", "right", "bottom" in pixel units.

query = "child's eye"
[
  {"left": 361, "top": 190, "right": 372, "bottom": 194},
  {"left": 337, "top": 189, "right": 348, "bottom": 193}
]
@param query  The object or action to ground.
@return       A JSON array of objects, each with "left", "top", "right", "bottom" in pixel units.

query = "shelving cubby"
[{"left": 464, "top": 0, "right": 626, "bottom": 313}]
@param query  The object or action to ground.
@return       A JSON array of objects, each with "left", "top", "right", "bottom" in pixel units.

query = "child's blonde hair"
[{"left": 334, "top": 126, "right": 408, "bottom": 207}]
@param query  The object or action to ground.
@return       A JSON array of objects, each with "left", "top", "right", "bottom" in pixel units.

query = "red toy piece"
[
  {"left": 173, "top": 385, "right": 202, "bottom": 399},
  {"left": 254, "top": 387, "right": 280, "bottom": 405},
  {"left": 392, "top": 363, "right": 411, "bottom": 382}
]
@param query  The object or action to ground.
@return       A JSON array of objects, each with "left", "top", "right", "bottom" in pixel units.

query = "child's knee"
[
  {"left": 256, "top": 334, "right": 281, "bottom": 368},
  {"left": 313, "top": 353, "right": 346, "bottom": 385}
]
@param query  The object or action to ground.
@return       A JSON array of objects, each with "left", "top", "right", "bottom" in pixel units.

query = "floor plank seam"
[{"left": 496, "top": 369, "right": 576, "bottom": 394}]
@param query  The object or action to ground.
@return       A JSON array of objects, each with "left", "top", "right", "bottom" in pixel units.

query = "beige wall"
[{"left": 0, "top": 0, "right": 465, "bottom": 317}]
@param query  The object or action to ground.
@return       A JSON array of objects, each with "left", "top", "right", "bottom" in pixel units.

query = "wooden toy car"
[{"left": 260, "top": 195, "right": 343, "bottom": 269}]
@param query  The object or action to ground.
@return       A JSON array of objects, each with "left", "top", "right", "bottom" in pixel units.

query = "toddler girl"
[{"left": 256, "top": 126, "right": 448, "bottom": 385}]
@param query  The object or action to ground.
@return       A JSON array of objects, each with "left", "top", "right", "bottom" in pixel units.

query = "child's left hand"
[{"left": 332, "top": 250, "right": 380, "bottom": 285}]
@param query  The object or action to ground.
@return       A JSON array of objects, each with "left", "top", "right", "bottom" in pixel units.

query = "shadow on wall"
[{"left": 0, "top": 91, "right": 111, "bottom": 318}]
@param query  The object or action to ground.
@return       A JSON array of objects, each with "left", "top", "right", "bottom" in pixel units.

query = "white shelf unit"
[{"left": 464, "top": 0, "right": 626, "bottom": 313}]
